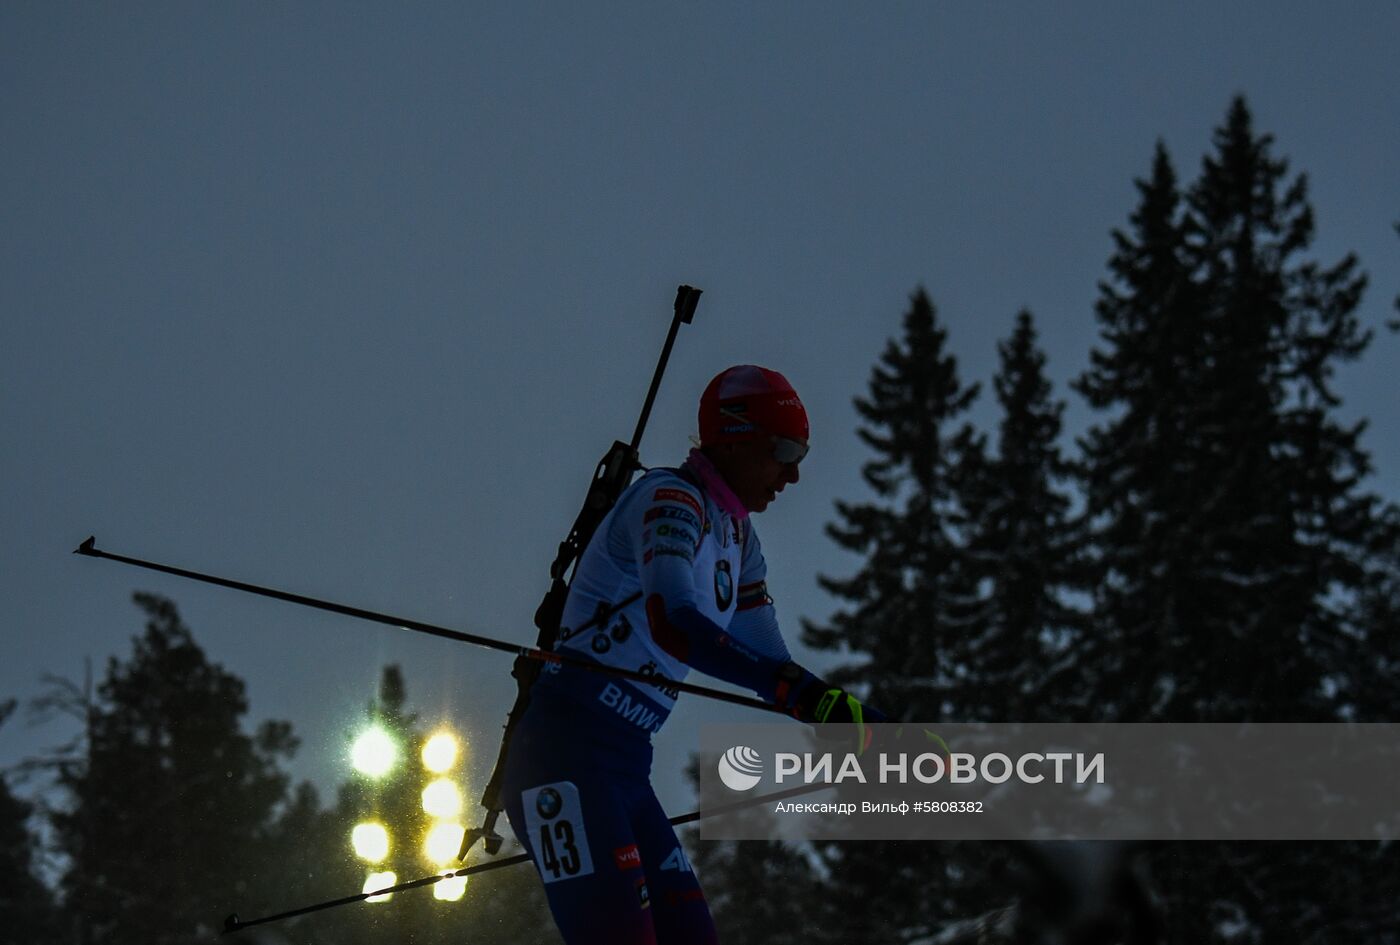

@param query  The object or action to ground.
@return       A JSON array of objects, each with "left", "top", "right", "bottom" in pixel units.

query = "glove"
[
  {"left": 773, "top": 663, "right": 887, "bottom": 753},
  {"left": 803, "top": 686, "right": 888, "bottom": 726}
]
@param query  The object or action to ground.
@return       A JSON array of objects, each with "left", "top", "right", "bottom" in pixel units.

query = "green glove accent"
[
  {"left": 812, "top": 689, "right": 871, "bottom": 754},
  {"left": 813, "top": 689, "right": 865, "bottom": 726}
]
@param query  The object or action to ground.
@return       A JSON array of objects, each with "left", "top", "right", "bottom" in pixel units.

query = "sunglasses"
[
  {"left": 720, "top": 407, "right": 809, "bottom": 465},
  {"left": 771, "top": 435, "right": 809, "bottom": 465}
]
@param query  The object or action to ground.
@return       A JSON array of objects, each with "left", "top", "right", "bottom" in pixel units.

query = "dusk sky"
[{"left": 4, "top": 2, "right": 1397, "bottom": 829}]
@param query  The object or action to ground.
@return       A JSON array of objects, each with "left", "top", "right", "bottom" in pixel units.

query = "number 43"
[{"left": 538, "top": 821, "right": 582, "bottom": 879}]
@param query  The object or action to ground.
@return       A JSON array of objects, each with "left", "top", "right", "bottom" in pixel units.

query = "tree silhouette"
[
  {"left": 804, "top": 287, "right": 985, "bottom": 721},
  {"left": 1075, "top": 96, "right": 1396, "bottom": 943},
  {"left": 798, "top": 289, "right": 1011, "bottom": 942},
  {"left": 960, "top": 310, "right": 1090, "bottom": 721},
  {"left": 0, "top": 700, "right": 59, "bottom": 944},
  {"left": 47, "top": 593, "right": 298, "bottom": 944}
]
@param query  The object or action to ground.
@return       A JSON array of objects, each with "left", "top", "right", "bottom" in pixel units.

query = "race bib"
[{"left": 522, "top": 782, "right": 595, "bottom": 884}]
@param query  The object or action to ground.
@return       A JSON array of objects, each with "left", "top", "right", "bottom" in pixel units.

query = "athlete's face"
[{"left": 710, "top": 437, "right": 803, "bottom": 513}]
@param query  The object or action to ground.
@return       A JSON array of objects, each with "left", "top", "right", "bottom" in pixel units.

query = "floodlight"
[
  {"left": 351, "top": 822, "right": 390, "bottom": 863},
  {"left": 434, "top": 874, "right": 468, "bottom": 901},
  {"left": 363, "top": 871, "right": 397, "bottom": 903},
  {"left": 350, "top": 726, "right": 398, "bottom": 778},
  {"left": 421, "top": 732, "right": 460, "bottom": 773},
  {"left": 423, "top": 822, "right": 465, "bottom": 866},
  {"left": 421, "top": 778, "right": 463, "bottom": 818}
]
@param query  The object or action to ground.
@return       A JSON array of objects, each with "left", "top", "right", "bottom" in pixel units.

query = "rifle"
[{"left": 460, "top": 284, "right": 703, "bottom": 859}]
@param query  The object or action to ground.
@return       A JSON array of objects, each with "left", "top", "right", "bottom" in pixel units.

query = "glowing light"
[
  {"left": 363, "top": 871, "right": 397, "bottom": 903},
  {"left": 351, "top": 822, "right": 390, "bottom": 863},
  {"left": 434, "top": 873, "right": 468, "bottom": 901},
  {"left": 421, "top": 778, "right": 463, "bottom": 818},
  {"left": 351, "top": 726, "right": 398, "bottom": 778},
  {"left": 421, "top": 732, "right": 460, "bottom": 773},
  {"left": 424, "top": 822, "right": 465, "bottom": 865}
]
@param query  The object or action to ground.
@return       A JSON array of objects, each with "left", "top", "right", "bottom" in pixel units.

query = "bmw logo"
[
  {"left": 714, "top": 560, "right": 734, "bottom": 611},
  {"left": 535, "top": 787, "right": 562, "bottom": 819}
]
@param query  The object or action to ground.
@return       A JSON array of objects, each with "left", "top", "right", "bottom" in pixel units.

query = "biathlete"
[{"left": 501, "top": 364, "right": 882, "bottom": 945}]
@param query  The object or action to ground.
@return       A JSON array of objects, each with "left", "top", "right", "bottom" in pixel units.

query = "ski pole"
[
  {"left": 74, "top": 536, "right": 781, "bottom": 715},
  {"left": 222, "top": 780, "right": 832, "bottom": 935}
]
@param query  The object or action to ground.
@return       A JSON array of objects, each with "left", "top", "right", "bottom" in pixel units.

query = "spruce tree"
[
  {"left": 802, "top": 289, "right": 1004, "bottom": 943},
  {"left": 0, "top": 702, "right": 59, "bottom": 945},
  {"left": 1074, "top": 141, "right": 1211, "bottom": 721},
  {"left": 962, "top": 310, "right": 1088, "bottom": 722},
  {"left": 1077, "top": 97, "right": 1394, "bottom": 943},
  {"left": 1077, "top": 99, "right": 1379, "bottom": 724},
  {"left": 1180, "top": 96, "right": 1373, "bottom": 722},
  {"left": 1348, "top": 505, "right": 1400, "bottom": 719},
  {"left": 51, "top": 593, "right": 298, "bottom": 945},
  {"left": 804, "top": 287, "right": 984, "bottom": 720}
]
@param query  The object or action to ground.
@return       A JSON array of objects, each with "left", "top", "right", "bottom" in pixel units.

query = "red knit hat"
[{"left": 698, "top": 365, "right": 809, "bottom": 446}]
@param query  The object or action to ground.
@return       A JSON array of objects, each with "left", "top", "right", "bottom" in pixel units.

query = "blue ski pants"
[{"left": 501, "top": 699, "right": 719, "bottom": 945}]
